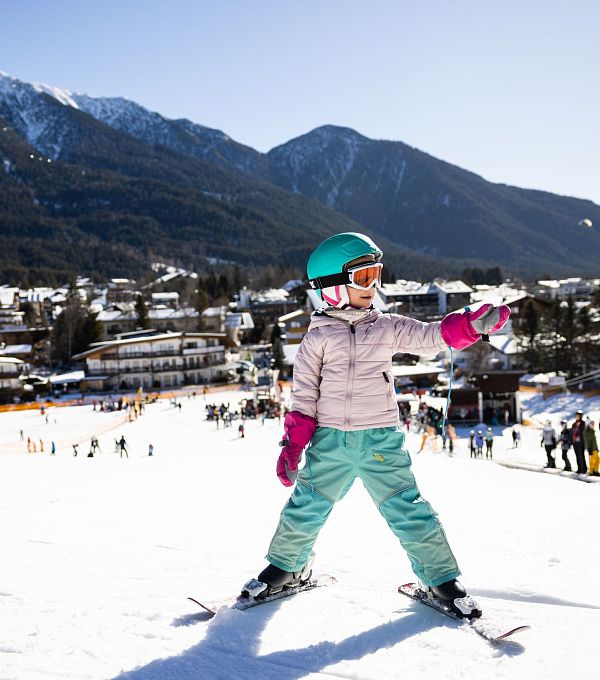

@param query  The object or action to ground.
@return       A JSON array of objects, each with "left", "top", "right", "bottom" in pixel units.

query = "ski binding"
[
  {"left": 398, "top": 582, "right": 530, "bottom": 642},
  {"left": 189, "top": 574, "right": 336, "bottom": 618}
]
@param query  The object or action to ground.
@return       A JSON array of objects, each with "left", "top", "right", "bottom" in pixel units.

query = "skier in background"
[
  {"left": 118, "top": 435, "right": 128, "bottom": 459},
  {"left": 571, "top": 410, "right": 587, "bottom": 474},
  {"left": 584, "top": 421, "right": 599, "bottom": 477},
  {"left": 239, "top": 232, "right": 510, "bottom": 619},
  {"left": 484, "top": 428, "right": 494, "bottom": 459},
  {"left": 558, "top": 420, "right": 572, "bottom": 471},
  {"left": 475, "top": 430, "right": 484, "bottom": 457},
  {"left": 88, "top": 436, "right": 101, "bottom": 457},
  {"left": 541, "top": 420, "right": 557, "bottom": 468},
  {"left": 469, "top": 430, "right": 476, "bottom": 458}
]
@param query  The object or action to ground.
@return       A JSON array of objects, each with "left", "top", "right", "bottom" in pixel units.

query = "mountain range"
[{"left": 1, "top": 70, "right": 599, "bottom": 285}]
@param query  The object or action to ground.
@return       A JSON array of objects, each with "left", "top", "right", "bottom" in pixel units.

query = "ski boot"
[
  {"left": 240, "top": 554, "right": 315, "bottom": 600},
  {"left": 423, "top": 579, "right": 482, "bottom": 619}
]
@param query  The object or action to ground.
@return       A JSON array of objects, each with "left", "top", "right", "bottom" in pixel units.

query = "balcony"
[
  {"left": 183, "top": 345, "right": 224, "bottom": 355},
  {"left": 101, "top": 349, "right": 180, "bottom": 360},
  {"left": 0, "top": 370, "right": 22, "bottom": 379}
]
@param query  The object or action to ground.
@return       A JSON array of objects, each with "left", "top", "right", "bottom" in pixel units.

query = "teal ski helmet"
[{"left": 307, "top": 232, "right": 383, "bottom": 307}]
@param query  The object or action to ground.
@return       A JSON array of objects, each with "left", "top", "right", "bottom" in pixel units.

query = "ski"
[
  {"left": 189, "top": 574, "right": 337, "bottom": 618},
  {"left": 398, "top": 583, "right": 530, "bottom": 642}
]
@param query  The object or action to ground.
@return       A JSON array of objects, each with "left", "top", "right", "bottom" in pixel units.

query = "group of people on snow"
[
  {"left": 541, "top": 411, "right": 599, "bottom": 475},
  {"left": 468, "top": 428, "right": 495, "bottom": 459}
]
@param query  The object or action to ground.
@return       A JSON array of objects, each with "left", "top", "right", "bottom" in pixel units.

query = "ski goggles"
[
  {"left": 309, "top": 262, "right": 383, "bottom": 291},
  {"left": 346, "top": 262, "right": 383, "bottom": 289}
]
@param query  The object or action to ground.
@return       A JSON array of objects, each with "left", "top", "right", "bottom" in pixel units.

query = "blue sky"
[{"left": 2, "top": 0, "right": 599, "bottom": 204}]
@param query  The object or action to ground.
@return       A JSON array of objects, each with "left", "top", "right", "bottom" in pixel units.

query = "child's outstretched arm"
[
  {"left": 391, "top": 315, "right": 447, "bottom": 356},
  {"left": 391, "top": 303, "right": 510, "bottom": 354}
]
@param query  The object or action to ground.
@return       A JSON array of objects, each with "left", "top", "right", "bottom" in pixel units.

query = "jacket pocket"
[{"left": 383, "top": 372, "right": 395, "bottom": 410}]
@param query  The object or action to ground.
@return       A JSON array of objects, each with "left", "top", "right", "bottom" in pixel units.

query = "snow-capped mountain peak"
[{"left": 31, "top": 81, "right": 79, "bottom": 109}]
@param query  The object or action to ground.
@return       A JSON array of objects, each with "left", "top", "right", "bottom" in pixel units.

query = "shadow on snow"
[{"left": 113, "top": 593, "right": 525, "bottom": 680}]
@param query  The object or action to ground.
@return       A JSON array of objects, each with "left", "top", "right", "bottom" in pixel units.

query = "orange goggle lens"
[{"left": 348, "top": 264, "right": 382, "bottom": 289}]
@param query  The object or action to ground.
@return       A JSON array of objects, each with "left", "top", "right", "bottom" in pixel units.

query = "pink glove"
[
  {"left": 276, "top": 411, "right": 317, "bottom": 487},
  {"left": 441, "top": 303, "right": 510, "bottom": 350}
]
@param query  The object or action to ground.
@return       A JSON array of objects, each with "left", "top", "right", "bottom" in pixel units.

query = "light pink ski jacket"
[{"left": 291, "top": 309, "right": 447, "bottom": 431}]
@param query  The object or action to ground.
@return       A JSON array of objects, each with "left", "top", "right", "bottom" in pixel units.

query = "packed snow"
[{"left": 1, "top": 388, "right": 599, "bottom": 679}]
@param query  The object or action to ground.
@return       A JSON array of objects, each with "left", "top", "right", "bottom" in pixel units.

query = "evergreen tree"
[
  {"left": 51, "top": 284, "right": 103, "bottom": 365},
  {"left": 134, "top": 294, "right": 150, "bottom": 330},
  {"left": 547, "top": 298, "right": 564, "bottom": 373},
  {"left": 20, "top": 301, "right": 37, "bottom": 327},
  {"left": 194, "top": 288, "right": 210, "bottom": 331},
  {"left": 516, "top": 300, "right": 541, "bottom": 371},
  {"left": 576, "top": 304, "right": 592, "bottom": 376},
  {"left": 562, "top": 296, "right": 577, "bottom": 377},
  {"left": 271, "top": 338, "right": 287, "bottom": 375}
]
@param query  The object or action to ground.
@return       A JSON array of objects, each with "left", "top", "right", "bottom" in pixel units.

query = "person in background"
[
  {"left": 570, "top": 410, "right": 587, "bottom": 474},
  {"left": 484, "top": 428, "right": 494, "bottom": 459},
  {"left": 475, "top": 430, "right": 484, "bottom": 458},
  {"left": 469, "top": 430, "right": 476, "bottom": 458},
  {"left": 541, "top": 420, "right": 557, "bottom": 468},
  {"left": 558, "top": 420, "right": 572, "bottom": 471},
  {"left": 447, "top": 424, "right": 456, "bottom": 456},
  {"left": 88, "top": 436, "right": 101, "bottom": 457},
  {"left": 118, "top": 435, "right": 128, "bottom": 459},
  {"left": 584, "top": 421, "right": 599, "bottom": 477},
  {"left": 72, "top": 443, "right": 79, "bottom": 457},
  {"left": 148, "top": 443, "right": 154, "bottom": 456},
  {"left": 50, "top": 441, "right": 56, "bottom": 456}
]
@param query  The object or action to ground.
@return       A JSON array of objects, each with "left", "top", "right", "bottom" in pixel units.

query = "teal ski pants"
[{"left": 267, "top": 426, "right": 461, "bottom": 587}]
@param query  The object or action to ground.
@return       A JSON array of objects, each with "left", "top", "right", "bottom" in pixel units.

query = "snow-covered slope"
[
  {"left": 71, "top": 91, "right": 264, "bottom": 171},
  {"left": 0, "top": 392, "right": 598, "bottom": 679},
  {"left": 0, "top": 72, "right": 263, "bottom": 171},
  {"left": 0, "top": 71, "right": 77, "bottom": 157}
]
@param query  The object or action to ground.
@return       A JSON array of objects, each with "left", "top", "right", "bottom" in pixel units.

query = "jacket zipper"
[{"left": 345, "top": 323, "right": 356, "bottom": 427}]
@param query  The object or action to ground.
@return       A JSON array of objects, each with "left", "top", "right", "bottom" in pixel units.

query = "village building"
[
  {"left": 277, "top": 309, "right": 312, "bottom": 345},
  {"left": 0, "top": 356, "right": 29, "bottom": 403},
  {"left": 534, "top": 277, "right": 600, "bottom": 301},
  {"left": 378, "top": 280, "right": 472, "bottom": 319},
  {"left": 437, "top": 370, "right": 525, "bottom": 425},
  {"left": 97, "top": 306, "right": 201, "bottom": 340},
  {"left": 72, "top": 331, "right": 235, "bottom": 392}
]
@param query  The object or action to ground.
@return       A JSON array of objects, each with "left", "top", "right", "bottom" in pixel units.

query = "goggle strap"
[{"left": 309, "top": 272, "right": 350, "bottom": 289}]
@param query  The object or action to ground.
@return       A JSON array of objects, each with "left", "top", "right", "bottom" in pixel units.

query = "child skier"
[{"left": 240, "top": 233, "right": 509, "bottom": 619}]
